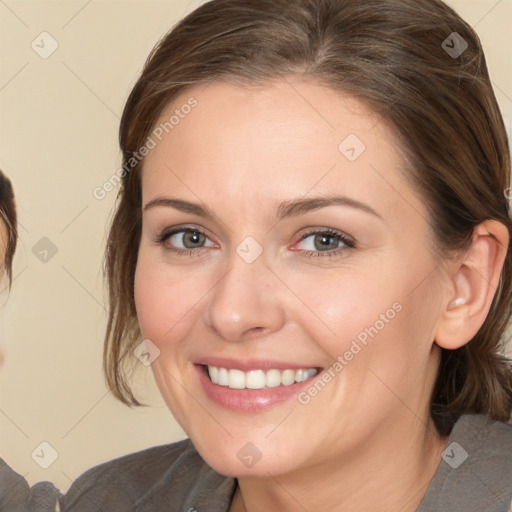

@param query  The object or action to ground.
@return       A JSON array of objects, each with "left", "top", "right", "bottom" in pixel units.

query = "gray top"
[
  {"left": 2, "top": 414, "right": 511, "bottom": 511},
  {"left": 416, "top": 414, "right": 512, "bottom": 512},
  {"left": 0, "top": 459, "right": 61, "bottom": 511},
  {"left": 59, "top": 414, "right": 512, "bottom": 511}
]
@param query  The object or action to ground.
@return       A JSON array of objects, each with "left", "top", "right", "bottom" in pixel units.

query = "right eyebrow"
[{"left": 143, "top": 197, "right": 215, "bottom": 220}]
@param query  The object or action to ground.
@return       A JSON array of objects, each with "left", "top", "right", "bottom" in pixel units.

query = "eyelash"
[
  {"left": 154, "top": 226, "right": 212, "bottom": 257},
  {"left": 153, "top": 226, "right": 356, "bottom": 258},
  {"left": 297, "top": 228, "right": 355, "bottom": 258}
]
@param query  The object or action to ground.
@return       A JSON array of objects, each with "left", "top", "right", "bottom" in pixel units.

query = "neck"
[{"left": 230, "top": 415, "right": 448, "bottom": 512}]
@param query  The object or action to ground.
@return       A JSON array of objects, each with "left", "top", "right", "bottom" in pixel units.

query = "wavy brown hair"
[
  {"left": 0, "top": 169, "right": 17, "bottom": 287},
  {"left": 103, "top": 0, "right": 512, "bottom": 435}
]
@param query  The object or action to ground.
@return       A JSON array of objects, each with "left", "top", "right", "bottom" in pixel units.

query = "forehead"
[{"left": 140, "top": 78, "right": 424, "bottom": 222}]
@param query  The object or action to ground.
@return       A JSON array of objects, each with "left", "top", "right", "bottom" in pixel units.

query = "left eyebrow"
[{"left": 275, "top": 195, "right": 383, "bottom": 222}]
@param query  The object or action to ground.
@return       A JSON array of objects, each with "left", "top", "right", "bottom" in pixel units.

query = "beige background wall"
[{"left": 0, "top": 0, "right": 511, "bottom": 491}]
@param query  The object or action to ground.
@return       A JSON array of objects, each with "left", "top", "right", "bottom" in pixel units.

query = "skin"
[{"left": 134, "top": 77, "right": 509, "bottom": 511}]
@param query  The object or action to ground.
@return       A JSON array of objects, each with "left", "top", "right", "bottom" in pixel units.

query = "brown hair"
[
  {"left": 104, "top": 0, "right": 512, "bottom": 435},
  {"left": 0, "top": 169, "right": 17, "bottom": 287}
]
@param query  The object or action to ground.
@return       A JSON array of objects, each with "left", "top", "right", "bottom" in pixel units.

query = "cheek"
[
  {"left": 134, "top": 253, "right": 201, "bottom": 346},
  {"left": 282, "top": 265, "right": 401, "bottom": 353},
  {"left": 284, "top": 258, "right": 438, "bottom": 378}
]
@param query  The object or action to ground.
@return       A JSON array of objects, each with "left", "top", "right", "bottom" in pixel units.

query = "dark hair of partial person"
[
  {"left": 102, "top": 0, "right": 512, "bottom": 436},
  {"left": 0, "top": 169, "right": 17, "bottom": 287}
]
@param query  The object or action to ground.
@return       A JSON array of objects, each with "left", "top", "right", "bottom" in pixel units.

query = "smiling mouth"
[{"left": 204, "top": 365, "right": 319, "bottom": 390}]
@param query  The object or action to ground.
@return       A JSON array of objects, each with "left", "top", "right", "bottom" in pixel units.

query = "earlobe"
[{"left": 435, "top": 220, "right": 509, "bottom": 350}]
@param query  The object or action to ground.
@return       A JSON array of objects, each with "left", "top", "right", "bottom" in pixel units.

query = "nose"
[{"left": 202, "top": 248, "right": 286, "bottom": 342}]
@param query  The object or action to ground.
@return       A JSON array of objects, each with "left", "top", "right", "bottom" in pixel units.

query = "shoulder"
[
  {"left": 61, "top": 438, "right": 235, "bottom": 512},
  {"left": 418, "top": 414, "right": 512, "bottom": 512},
  {"left": 65, "top": 437, "right": 199, "bottom": 486},
  {"left": 61, "top": 438, "right": 197, "bottom": 510},
  {"left": 450, "top": 413, "right": 512, "bottom": 460},
  {"left": 0, "top": 458, "right": 61, "bottom": 512}
]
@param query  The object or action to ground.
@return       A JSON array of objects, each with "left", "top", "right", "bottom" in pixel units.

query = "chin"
[{"left": 189, "top": 434, "right": 302, "bottom": 478}]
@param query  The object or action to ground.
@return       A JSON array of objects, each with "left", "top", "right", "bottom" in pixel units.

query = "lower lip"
[{"left": 195, "top": 365, "right": 319, "bottom": 412}]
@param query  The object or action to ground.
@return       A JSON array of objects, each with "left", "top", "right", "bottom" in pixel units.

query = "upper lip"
[{"left": 194, "top": 357, "right": 322, "bottom": 372}]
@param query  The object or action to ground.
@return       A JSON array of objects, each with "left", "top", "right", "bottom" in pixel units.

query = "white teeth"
[
  {"left": 218, "top": 367, "right": 229, "bottom": 386},
  {"left": 207, "top": 365, "right": 318, "bottom": 389},
  {"left": 266, "top": 369, "right": 281, "bottom": 388},
  {"left": 209, "top": 366, "right": 219, "bottom": 384},
  {"left": 246, "top": 370, "right": 266, "bottom": 389},
  {"left": 295, "top": 369, "right": 306, "bottom": 382},
  {"left": 228, "top": 369, "right": 246, "bottom": 389},
  {"left": 281, "top": 369, "right": 295, "bottom": 386}
]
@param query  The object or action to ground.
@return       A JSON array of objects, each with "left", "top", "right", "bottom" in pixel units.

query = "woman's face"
[{"left": 135, "top": 78, "right": 447, "bottom": 476}]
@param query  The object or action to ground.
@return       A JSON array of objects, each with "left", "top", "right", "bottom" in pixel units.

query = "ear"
[{"left": 435, "top": 219, "right": 509, "bottom": 350}]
